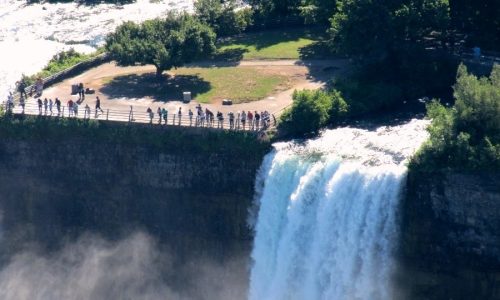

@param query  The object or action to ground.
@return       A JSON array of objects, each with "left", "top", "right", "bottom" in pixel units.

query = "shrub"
[{"left": 279, "top": 89, "right": 347, "bottom": 137}]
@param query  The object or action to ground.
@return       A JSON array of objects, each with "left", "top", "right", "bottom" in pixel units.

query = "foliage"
[
  {"left": 299, "top": 0, "right": 337, "bottom": 24},
  {"left": 248, "top": 0, "right": 304, "bottom": 28},
  {"left": 411, "top": 64, "right": 500, "bottom": 171},
  {"left": 279, "top": 89, "right": 347, "bottom": 137},
  {"left": 105, "top": 14, "right": 216, "bottom": 78},
  {"left": 21, "top": 48, "right": 102, "bottom": 86},
  {"left": 194, "top": 0, "right": 252, "bottom": 37},
  {"left": 329, "top": 0, "right": 450, "bottom": 61}
]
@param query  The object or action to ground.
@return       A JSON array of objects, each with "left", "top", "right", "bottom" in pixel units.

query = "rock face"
[
  {"left": 0, "top": 134, "right": 268, "bottom": 257},
  {"left": 400, "top": 171, "right": 500, "bottom": 300}
]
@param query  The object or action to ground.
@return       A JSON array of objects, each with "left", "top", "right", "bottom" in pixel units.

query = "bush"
[
  {"left": 279, "top": 89, "right": 347, "bottom": 137},
  {"left": 21, "top": 48, "right": 102, "bottom": 86},
  {"left": 194, "top": 0, "right": 252, "bottom": 37},
  {"left": 410, "top": 64, "right": 500, "bottom": 171}
]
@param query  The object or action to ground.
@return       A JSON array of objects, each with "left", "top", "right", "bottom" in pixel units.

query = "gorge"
[{"left": 0, "top": 117, "right": 497, "bottom": 299}]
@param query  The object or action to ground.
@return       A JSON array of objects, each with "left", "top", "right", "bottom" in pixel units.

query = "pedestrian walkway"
[{"left": 3, "top": 99, "right": 276, "bottom": 131}]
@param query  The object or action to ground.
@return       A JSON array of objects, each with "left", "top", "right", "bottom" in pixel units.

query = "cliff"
[
  {"left": 0, "top": 117, "right": 270, "bottom": 257},
  {"left": 400, "top": 171, "right": 500, "bottom": 300}
]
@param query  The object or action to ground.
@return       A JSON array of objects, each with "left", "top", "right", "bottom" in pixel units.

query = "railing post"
[{"left": 106, "top": 109, "right": 109, "bottom": 120}]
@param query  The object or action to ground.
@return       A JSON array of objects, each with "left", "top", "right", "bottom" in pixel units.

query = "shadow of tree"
[
  {"left": 100, "top": 72, "right": 211, "bottom": 102},
  {"left": 299, "top": 40, "right": 333, "bottom": 60}
]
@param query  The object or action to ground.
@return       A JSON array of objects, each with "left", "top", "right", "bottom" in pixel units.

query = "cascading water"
[
  {"left": 249, "top": 119, "right": 429, "bottom": 300},
  {"left": 0, "top": 0, "right": 194, "bottom": 101}
]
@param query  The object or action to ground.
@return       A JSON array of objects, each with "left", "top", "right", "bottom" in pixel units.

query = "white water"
[
  {"left": 249, "top": 119, "right": 429, "bottom": 300},
  {"left": 0, "top": 0, "right": 194, "bottom": 101}
]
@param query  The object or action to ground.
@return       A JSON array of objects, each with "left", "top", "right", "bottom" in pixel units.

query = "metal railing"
[{"left": 3, "top": 101, "right": 275, "bottom": 132}]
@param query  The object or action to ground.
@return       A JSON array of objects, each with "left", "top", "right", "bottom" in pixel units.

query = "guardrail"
[{"left": 2, "top": 101, "right": 276, "bottom": 132}]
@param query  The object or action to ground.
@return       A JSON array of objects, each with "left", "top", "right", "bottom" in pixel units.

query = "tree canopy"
[
  {"left": 194, "top": 0, "right": 252, "bottom": 37},
  {"left": 105, "top": 14, "right": 216, "bottom": 77},
  {"left": 411, "top": 64, "right": 500, "bottom": 170}
]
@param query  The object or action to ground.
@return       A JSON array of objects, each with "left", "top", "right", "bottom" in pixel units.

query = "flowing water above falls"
[
  {"left": 249, "top": 119, "right": 429, "bottom": 300},
  {"left": 0, "top": 0, "right": 193, "bottom": 101}
]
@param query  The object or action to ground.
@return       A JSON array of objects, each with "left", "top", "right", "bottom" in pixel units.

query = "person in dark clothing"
[
  {"left": 37, "top": 98, "right": 43, "bottom": 114},
  {"left": 95, "top": 96, "right": 103, "bottom": 117},
  {"left": 55, "top": 98, "right": 61, "bottom": 115}
]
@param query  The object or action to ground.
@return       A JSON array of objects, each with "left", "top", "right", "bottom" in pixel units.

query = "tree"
[
  {"left": 411, "top": 64, "right": 500, "bottom": 170},
  {"left": 194, "top": 0, "right": 252, "bottom": 37},
  {"left": 329, "top": 0, "right": 450, "bottom": 61},
  {"left": 106, "top": 14, "right": 216, "bottom": 78},
  {"left": 299, "top": 0, "right": 337, "bottom": 24},
  {"left": 279, "top": 89, "right": 347, "bottom": 137}
]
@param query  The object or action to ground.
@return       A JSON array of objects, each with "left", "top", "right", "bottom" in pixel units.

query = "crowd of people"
[
  {"left": 143, "top": 103, "right": 272, "bottom": 130},
  {"left": 5, "top": 90, "right": 273, "bottom": 131}
]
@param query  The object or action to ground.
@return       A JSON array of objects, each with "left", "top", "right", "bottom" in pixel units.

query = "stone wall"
[{"left": 400, "top": 171, "right": 500, "bottom": 299}]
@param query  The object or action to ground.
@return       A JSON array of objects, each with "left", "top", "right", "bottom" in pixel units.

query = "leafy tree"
[
  {"left": 279, "top": 89, "right": 347, "bottom": 137},
  {"left": 194, "top": 0, "right": 252, "bottom": 36},
  {"left": 329, "top": 0, "right": 450, "bottom": 61},
  {"left": 299, "top": 0, "right": 337, "bottom": 24},
  {"left": 106, "top": 14, "right": 216, "bottom": 78},
  {"left": 411, "top": 64, "right": 500, "bottom": 170}
]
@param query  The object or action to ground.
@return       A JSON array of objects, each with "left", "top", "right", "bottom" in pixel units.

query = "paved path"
[{"left": 22, "top": 59, "right": 348, "bottom": 125}]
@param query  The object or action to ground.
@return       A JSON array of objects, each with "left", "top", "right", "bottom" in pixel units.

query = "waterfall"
[{"left": 249, "top": 119, "right": 429, "bottom": 300}]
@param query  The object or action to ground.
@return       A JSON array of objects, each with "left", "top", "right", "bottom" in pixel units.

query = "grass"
[
  {"left": 172, "top": 67, "right": 289, "bottom": 103},
  {"left": 102, "top": 66, "right": 290, "bottom": 104},
  {"left": 216, "top": 27, "right": 329, "bottom": 60}
]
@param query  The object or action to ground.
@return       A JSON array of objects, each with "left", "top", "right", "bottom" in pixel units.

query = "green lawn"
[
  {"left": 216, "top": 27, "right": 329, "bottom": 60},
  {"left": 173, "top": 67, "right": 289, "bottom": 103},
  {"left": 101, "top": 66, "right": 290, "bottom": 104}
]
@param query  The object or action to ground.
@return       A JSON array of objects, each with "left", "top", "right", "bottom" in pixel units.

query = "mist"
[{"left": 0, "top": 231, "right": 249, "bottom": 300}]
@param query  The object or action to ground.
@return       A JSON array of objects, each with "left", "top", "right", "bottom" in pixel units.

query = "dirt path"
[{"left": 41, "top": 59, "right": 348, "bottom": 119}]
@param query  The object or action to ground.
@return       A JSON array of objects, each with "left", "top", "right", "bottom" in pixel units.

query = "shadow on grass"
[
  {"left": 100, "top": 72, "right": 211, "bottom": 102},
  {"left": 299, "top": 40, "right": 333, "bottom": 60}
]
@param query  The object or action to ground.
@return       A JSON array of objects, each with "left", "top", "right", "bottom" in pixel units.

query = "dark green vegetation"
[
  {"left": 106, "top": 13, "right": 216, "bottom": 78},
  {"left": 21, "top": 48, "right": 104, "bottom": 86},
  {"left": 411, "top": 64, "right": 500, "bottom": 171},
  {"left": 0, "top": 114, "right": 270, "bottom": 156},
  {"left": 194, "top": 0, "right": 252, "bottom": 37},
  {"left": 279, "top": 90, "right": 347, "bottom": 136}
]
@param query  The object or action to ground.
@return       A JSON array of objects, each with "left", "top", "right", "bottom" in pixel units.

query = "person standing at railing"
[
  {"left": 74, "top": 102, "right": 79, "bottom": 117},
  {"left": 247, "top": 111, "right": 254, "bottom": 130},
  {"left": 241, "top": 110, "right": 246, "bottom": 130},
  {"left": 37, "top": 98, "right": 43, "bottom": 115},
  {"left": 67, "top": 99, "right": 74, "bottom": 117},
  {"left": 128, "top": 105, "right": 135, "bottom": 122},
  {"left": 55, "top": 98, "right": 61, "bottom": 116},
  {"left": 43, "top": 98, "right": 48, "bottom": 115},
  {"left": 177, "top": 107, "right": 182, "bottom": 126},
  {"left": 216, "top": 111, "right": 224, "bottom": 129},
  {"left": 85, "top": 104, "right": 91, "bottom": 119},
  {"left": 147, "top": 107, "right": 153, "bottom": 124},
  {"left": 49, "top": 99, "right": 53, "bottom": 115},
  {"left": 254, "top": 111, "right": 260, "bottom": 130},
  {"left": 228, "top": 111, "right": 234, "bottom": 129},
  {"left": 162, "top": 108, "right": 168, "bottom": 125},
  {"left": 95, "top": 96, "right": 104, "bottom": 117},
  {"left": 156, "top": 107, "right": 161, "bottom": 124},
  {"left": 188, "top": 109, "right": 193, "bottom": 126}
]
